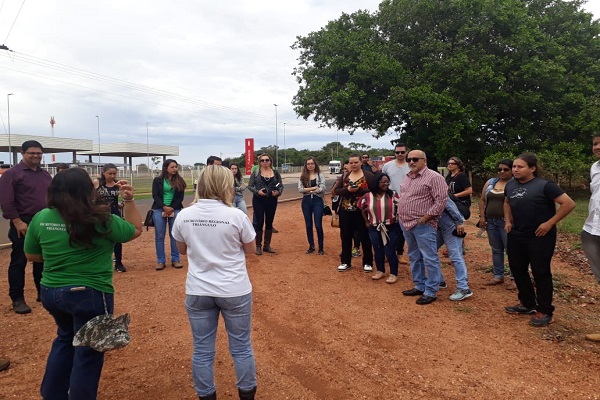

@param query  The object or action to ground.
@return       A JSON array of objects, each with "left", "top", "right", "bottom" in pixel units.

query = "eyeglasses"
[
  {"left": 406, "top": 157, "right": 424, "bottom": 163},
  {"left": 25, "top": 152, "right": 43, "bottom": 156},
  {"left": 447, "top": 162, "right": 457, "bottom": 165},
  {"left": 395, "top": 151, "right": 406, "bottom": 154},
  {"left": 259, "top": 159, "right": 271, "bottom": 163},
  {"left": 497, "top": 168, "right": 510, "bottom": 172}
]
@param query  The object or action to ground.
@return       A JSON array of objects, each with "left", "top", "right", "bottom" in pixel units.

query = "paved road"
[{"left": 0, "top": 172, "right": 340, "bottom": 246}]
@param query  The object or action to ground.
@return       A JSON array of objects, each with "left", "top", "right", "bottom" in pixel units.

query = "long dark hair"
[
  {"left": 230, "top": 163, "right": 242, "bottom": 183},
  {"left": 300, "top": 157, "right": 320, "bottom": 187},
  {"left": 515, "top": 153, "right": 540, "bottom": 177},
  {"left": 159, "top": 159, "right": 187, "bottom": 192},
  {"left": 370, "top": 172, "right": 393, "bottom": 196},
  {"left": 48, "top": 168, "right": 112, "bottom": 248},
  {"left": 98, "top": 163, "right": 117, "bottom": 186}
]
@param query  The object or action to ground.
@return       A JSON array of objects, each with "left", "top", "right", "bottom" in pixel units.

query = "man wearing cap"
[{"left": 0, "top": 140, "right": 52, "bottom": 314}]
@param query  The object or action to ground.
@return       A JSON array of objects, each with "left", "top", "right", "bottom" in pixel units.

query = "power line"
[
  {"left": 2, "top": 0, "right": 26, "bottom": 45},
  {"left": 0, "top": 50, "right": 340, "bottom": 137}
]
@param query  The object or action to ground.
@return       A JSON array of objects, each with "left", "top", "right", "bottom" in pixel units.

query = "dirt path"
[{"left": 1, "top": 200, "right": 599, "bottom": 399}]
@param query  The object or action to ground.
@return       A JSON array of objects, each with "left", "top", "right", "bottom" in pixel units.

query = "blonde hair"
[{"left": 196, "top": 165, "right": 234, "bottom": 206}]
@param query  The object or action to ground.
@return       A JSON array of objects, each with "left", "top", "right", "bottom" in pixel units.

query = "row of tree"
[{"left": 290, "top": 0, "right": 600, "bottom": 181}]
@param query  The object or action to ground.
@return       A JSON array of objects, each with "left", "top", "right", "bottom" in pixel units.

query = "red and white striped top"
[
  {"left": 358, "top": 192, "right": 399, "bottom": 226},
  {"left": 397, "top": 167, "right": 448, "bottom": 230}
]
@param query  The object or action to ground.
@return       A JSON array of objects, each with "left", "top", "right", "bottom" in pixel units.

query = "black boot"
[
  {"left": 199, "top": 391, "right": 216, "bottom": 400},
  {"left": 239, "top": 387, "right": 256, "bottom": 400},
  {"left": 263, "top": 230, "right": 275, "bottom": 253},
  {"left": 255, "top": 230, "right": 263, "bottom": 255}
]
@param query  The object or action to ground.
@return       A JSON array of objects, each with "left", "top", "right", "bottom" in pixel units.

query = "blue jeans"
[
  {"left": 153, "top": 209, "right": 180, "bottom": 264},
  {"left": 487, "top": 218, "right": 507, "bottom": 279},
  {"left": 234, "top": 194, "right": 248, "bottom": 215},
  {"left": 437, "top": 227, "right": 469, "bottom": 291},
  {"left": 185, "top": 293, "right": 256, "bottom": 396},
  {"left": 368, "top": 224, "right": 399, "bottom": 275},
  {"left": 40, "top": 285, "right": 114, "bottom": 400},
  {"left": 301, "top": 195, "right": 324, "bottom": 250},
  {"left": 401, "top": 222, "right": 441, "bottom": 297}
]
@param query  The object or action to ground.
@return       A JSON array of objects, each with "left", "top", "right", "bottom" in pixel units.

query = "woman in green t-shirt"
[
  {"left": 24, "top": 167, "right": 142, "bottom": 400},
  {"left": 151, "top": 159, "right": 187, "bottom": 270}
]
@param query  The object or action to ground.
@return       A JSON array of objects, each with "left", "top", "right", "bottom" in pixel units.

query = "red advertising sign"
[{"left": 245, "top": 138, "right": 254, "bottom": 175}]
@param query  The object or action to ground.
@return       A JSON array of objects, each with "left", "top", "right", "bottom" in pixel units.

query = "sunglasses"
[
  {"left": 497, "top": 167, "right": 510, "bottom": 172},
  {"left": 406, "top": 157, "right": 424, "bottom": 163},
  {"left": 361, "top": 156, "right": 369, "bottom": 159},
  {"left": 259, "top": 159, "right": 271, "bottom": 162},
  {"left": 395, "top": 151, "right": 406, "bottom": 154}
]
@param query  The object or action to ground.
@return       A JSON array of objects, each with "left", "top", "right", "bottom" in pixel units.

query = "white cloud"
[{"left": 1, "top": 0, "right": 597, "bottom": 165}]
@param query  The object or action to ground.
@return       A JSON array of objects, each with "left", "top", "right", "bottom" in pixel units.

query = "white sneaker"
[
  {"left": 363, "top": 264, "right": 373, "bottom": 272},
  {"left": 338, "top": 264, "right": 351, "bottom": 272}
]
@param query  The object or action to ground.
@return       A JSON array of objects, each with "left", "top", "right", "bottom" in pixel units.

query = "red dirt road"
[{"left": 1, "top": 200, "right": 600, "bottom": 399}]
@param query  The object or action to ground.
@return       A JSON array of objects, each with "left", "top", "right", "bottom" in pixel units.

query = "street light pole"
[
  {"left": 146, "top": 122, "right": 150, "bottom": 175},
  {"left": 273, "top": 103, "right": 278, "bottom": 170},
  {"left": 7, "top": 93, "right": 13, "bottom": 165},
  {"left": 283, "top": 122, "right": 287, "bottom": 166},
  {"left": 96, "top": 115, "right": 101, "bottom": 165}
]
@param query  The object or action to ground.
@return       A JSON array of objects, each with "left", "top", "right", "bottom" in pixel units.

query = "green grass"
[
  {"left": 559, "top": 190, "right": 590, "bottom": 235},
  {"left": 475, "top": 189, "right": 590, "bottom": 236}
]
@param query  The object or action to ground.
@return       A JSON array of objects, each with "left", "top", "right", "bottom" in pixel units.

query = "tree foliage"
[
  {"left": 222, "top": 142, "right": 394, "bottom": 171},
  {"left": 292, "top": 0, "right": 600, "bottom": 166}
]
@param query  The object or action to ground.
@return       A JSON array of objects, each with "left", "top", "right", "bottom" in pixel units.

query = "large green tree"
[{"left": 292, "top": 0, "right": 600, "bottom": 164}]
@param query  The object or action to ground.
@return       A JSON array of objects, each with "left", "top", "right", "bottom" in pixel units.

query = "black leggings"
[
  {"left": 253, "top": 195, "right": 278, "bottom": 231},
  {"left": 339, "top": 210, "right": 373, "bottom": 266}
]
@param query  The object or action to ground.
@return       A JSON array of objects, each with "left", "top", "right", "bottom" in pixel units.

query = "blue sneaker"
[{"left": 449, "top": 288, "right": 473, "bottom": 301}]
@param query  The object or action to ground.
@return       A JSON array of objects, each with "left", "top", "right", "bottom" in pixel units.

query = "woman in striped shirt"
[{"left": 358, "top": 172, "right": 400, "bottom": 283}]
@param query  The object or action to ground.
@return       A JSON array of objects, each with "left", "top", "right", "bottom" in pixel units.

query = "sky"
[{"left": 1, "top": 0, "right": 599, "bottom": 167}]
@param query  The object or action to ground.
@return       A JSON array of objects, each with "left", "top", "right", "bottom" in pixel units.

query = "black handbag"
[
  {"left": 323, "top": 204, "right": 332, "bottom": 216},
  {"left": 144, "top": 209, "right": 155, "bottom": 230},
  {"left": 451, "top": 197, "right": 471, "bottom": 220}
]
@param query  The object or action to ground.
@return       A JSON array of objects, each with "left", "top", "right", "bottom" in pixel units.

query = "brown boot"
[
  {"left": 263, "top": 230, "right": 275, "bottom": 253},
  {"left": 255, "top": 230, "right": 263, "bottom": 255},
  {"left": 485, "top": 277, "right": 504, "bottom": 286},
  {"left": 399, "top": 253, "right": 409, "bottom": 265}
]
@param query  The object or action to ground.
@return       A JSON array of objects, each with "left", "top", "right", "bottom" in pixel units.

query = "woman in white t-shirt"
[{"left": 172, "top": 165, "right": 257, "bottom": 400}]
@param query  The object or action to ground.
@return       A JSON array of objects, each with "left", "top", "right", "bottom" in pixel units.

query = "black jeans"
[
  {"left": 339, "top": 210, "right": 373, "bottom": 266},
  {"left": 507, "top": 231, "right": 556, "bottom": 315},
  {"left": 252, "top": 195, "right": 278, "bottom": 231},
  {"left": 8, "top": 216, "right": 43, "bottom": 301}
]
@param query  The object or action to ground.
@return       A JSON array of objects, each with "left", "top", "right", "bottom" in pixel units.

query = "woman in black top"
[
  {"left": 446, "top": 156, "right": 473, "bottom": 219},
  {"left": 151, "top": 159, "right": 187, "bottom": 270},
  {"left": 248, "top": 153, "right": 283, "bottom": 255},
  {"left": 94, "top": 163, "right": 126, "bottom": 272}
]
